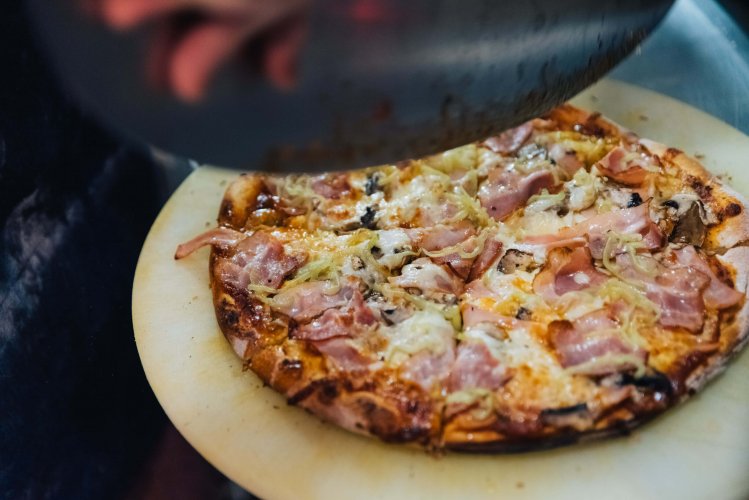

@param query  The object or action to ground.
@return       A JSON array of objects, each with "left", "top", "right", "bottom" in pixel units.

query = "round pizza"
[{"left": 175, "top": 105, "right": 749, "bottom": 452}]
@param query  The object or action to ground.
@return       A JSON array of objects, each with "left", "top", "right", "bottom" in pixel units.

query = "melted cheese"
[{"left": 383, "top": 310, "right": 455, "bottom": 365}]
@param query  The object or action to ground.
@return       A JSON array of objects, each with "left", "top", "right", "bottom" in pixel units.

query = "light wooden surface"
[{"left": 132, "top": 80, "right": 749, "bottom": 500}]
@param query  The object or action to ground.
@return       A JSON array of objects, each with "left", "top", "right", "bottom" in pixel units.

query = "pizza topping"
[
  {"left": 548, "top": 143, "right": 585, "bottom": 176},
  {"left": 646, "top": 266, "right": 710, "bottom": 332},
  {"left": 614, "top": 252, "right": 710, "bottom": 332},
  {"left": 669, "top": 201, "right": 707, "bottom": 246},
  {"left": 497, "top": 249, "right": 539, "bottom": 274},
  {"left": 389, "top": 258, "right": 464, "bottom": 298},
  {"left": 448, "top": 341, "right": 508, "bottom": 391},
  {"left": 174, "top": 227, "right": 245, "bottom": 259},
  {"left": 533, "top": 247, "right": 606, "bottom": 300},
  {"left": 479, "top": 169, "right": 556, "bottom": 221},
  {"left": 312, "top": 173, "right": 352, "bottom": 199},
  {"left": 292, "top": 289, "right": 377, "bottom": 341},
  {"left": 673, "top": 246, "right": 744, "bottom": 309},
  {"left": 232, "top": 232, "right": 308, "bottom": 289},
  {"left": 565, "top": 168, "right": 598, "bottom": 211},
  {"left": 467, "top": 238, "right": 503, "bottom": 281},
  {"left": 596, "top": 146, "right": 659, "bottom": 186},
  {"left": 383, "top": 310, "right": 456, "bottom": 389},
  {"left": 549, "top": 310, "right": 647, "bottom": 376},
  {"left": 527, "top": 203, "right": 663, "bottom": 259},
  {"left": 314, "top": 338, "right": 373, "bottom": 372},
  {"left": 372, "top": 229, "right": 416, "bottom": 270},
  {"left": 483, "top": 121, "right": 533, "bottom": 154},
  {"left": 272, "top": 281, "right": 354, "bottom": 322}
]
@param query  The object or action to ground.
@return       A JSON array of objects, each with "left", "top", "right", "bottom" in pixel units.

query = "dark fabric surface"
[{"left": 0, "top": 1, "right": 170, "bottom": 498}]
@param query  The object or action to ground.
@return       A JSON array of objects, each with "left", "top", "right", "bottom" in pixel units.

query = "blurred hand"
[{"left": 87, "top": 0, "right": 309, "bottom": 102}]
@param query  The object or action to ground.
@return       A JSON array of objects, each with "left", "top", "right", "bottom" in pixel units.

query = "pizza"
[{"left": 174, "top": 105, "right": 749, "bottom": 452}]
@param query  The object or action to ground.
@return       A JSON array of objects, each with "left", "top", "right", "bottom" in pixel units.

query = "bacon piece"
[
  {"left": 596, "top": 146, "right": 652, "bottom": 186},
  {"left": 231, "top": 232, "right": 307, "bottom": 289},
  {"left": 533, "top": 247, "right": 606, "bottom": 300},
  {"left": 673, "top": 246, "right": 744, "bottom": 309},
  {"left": 483, "top": 122, "right": 533, "bottom": 154},
  {"left": 272, "top": 282, "right": 354, "bottom": 322},
  {"left": 419, "top": 222, "right": 475, "bottom": 250},
  {"left": 479, "top": 169, "right": 556, "bottom": 221},
  {"left": 401, "top": 350, "right": 455, "bottom": 390},
  {"left": 312, "top": 173, "right": 351, "bottom": 199},
  {"left": 549, "top": 309, "right": 647, "bottom": 375},
  {"left": 448, "top": 341, "right": 507, "bottom": 391},
  {"left": 524, "top": 203, "right": 662, "bottom": 258},
  {"left": 314, "top": 338, "right": 373, "bottom": 372},
  {"left": 293, "top": 290, "right": 377, "bottom": 340},
  {"left": 647, "top": 266, "right": 710, "bottom": 332},
  {"left": 468, "top": 238, "right": 503, "bottom": 281},
  {"left": 548, "top": 143, "right": 584, "bottom": 176},
  {"left": 616, "top": 253, "right": 710, "bottom": 333},
  {"left": 460, "top": 304, "right": 528, "bottom": 330},
  {"left": 389, "top": 258, "right": 464, "bottom": 296},
  {"left": 174, "top": 227, "right": 244, "bottom": 259},
  {"left": 417, "top": 222, "right": 477, "bottom": 279}
]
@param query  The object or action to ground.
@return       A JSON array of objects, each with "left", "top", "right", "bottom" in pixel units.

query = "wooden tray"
[{"left": 132, "top": 80, "right": 749, "bottom": 500}]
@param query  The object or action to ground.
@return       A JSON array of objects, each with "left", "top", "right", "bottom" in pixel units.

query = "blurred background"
[{"left": 0, "top": 0, "right": 747, "bottom": 498}]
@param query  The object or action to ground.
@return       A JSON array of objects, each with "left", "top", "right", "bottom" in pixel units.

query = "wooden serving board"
[{"left": 132, "top": 80, "right": 749, "bottom": 500}]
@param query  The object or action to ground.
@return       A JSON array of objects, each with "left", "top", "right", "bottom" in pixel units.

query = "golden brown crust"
[{"left": 204, "top": 105, "right": 749, "bottom": 452}]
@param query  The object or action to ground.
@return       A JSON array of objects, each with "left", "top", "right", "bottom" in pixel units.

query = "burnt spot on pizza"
[
  {"left": 686, "top": 175, "right": 713, "bottom": 201},
  {"left": 280, "top": 358, "right": 303, "bottom": 372},
  {"left": 515, "top": 307, "right": 532, "bottom": 321},
  {"left": 365, "top": 173, "right": 382, "bottom": 195},
  {"left": 618, "top": 371, "right": 673, "bottom": 396},
  {"left": 725, "top": 202, "right": 742, "bottom": 217},
  {"left": 498, "top": 249, "right": 538, "bottom": 274},
  {"left": 540, "top": 403, "right": 588, "bottom": 417},
  {"left": 662, "top": 199, "right": 679, "bottom": 209},
  {"left": 360, "top": 206, "right": 377, "bottom": 229},
  {"left": 627, "top": 192, "right": 643, "bottom": 208},
  {"left": 572, "top": 112, "right": 607, "bottom": 138},
  {"left": 370, "top": 245, "right": 383, "bottom": 258}
]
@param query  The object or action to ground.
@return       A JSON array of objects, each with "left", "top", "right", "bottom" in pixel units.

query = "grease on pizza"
[{"left": 175, "top": 105, "right": 749, "bottom": 451}]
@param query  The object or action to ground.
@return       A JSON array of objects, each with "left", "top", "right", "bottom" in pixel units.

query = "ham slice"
[
  {"left": 467, "top": 238, "right": 503, "bottom": 281},
  {"left": 272, "top": 281, "right": 354, "bottom": 322},
  {"left": 417, "top": 222, "right": 478, "bottom": 279},
  {"left": 616, "top": 253, "right": 710, "bottom": 333},
  {"left": 549, "top": 309, "right": 647, "bottom": 375},
  {"left": 231, "top": 232, "right": 307, "bottom": 289},
  {"left": 647, "top": 266, "right": 710, "bottom": 332},
  {"left": 479, "top": 169, "right": 556, "bottom": 221},
  {"left": 673, "top": 246, "right": 744, "bottom": 309},
  {"left": 596, "top": 146, "right": 654, "bottom": 186},
  {"left": 180, "top": 229, "right": 306, "bottom": 290},
  {"left": 533, "top": 247, "right": 607, "bottom": 300},
  {"left": 293, "top": 290, "right": 377, "bottom": 340},
  {"left": 401, "top": 350, "right": 455, "bottom": 390},
  {"left": 461, "top": 304, "right": 528, "bottom": 330},
  {"left": 524, "top": 203, "right": 662, "bottom": 258},
  {"left": 174, "top": 227, "right": 245, "bottom": 259},
  {"left": 483, "top": 122, "right": 533, "bottom": 154},
  {"left": 314, "top": 338, "right": 373, "bottom": 372},
  {"left": 448, "top": 341, "right": 507, "bottom": 391},
  {"left": 548, "top": 143, "right": 584, "bottom": 176},
  {"left": 312, "top": 173, "right": 351, "bottom": 199},
  {"left": 389, "top": 258, "right": 464, "bottom": 296}
]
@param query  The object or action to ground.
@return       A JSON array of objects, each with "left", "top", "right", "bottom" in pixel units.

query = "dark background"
[
  {"left": 0, "top": 1, "right": 248, "bottom": 498},
  {"left": 0, "top": 0, "right": 747, "bottom": 499}
]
